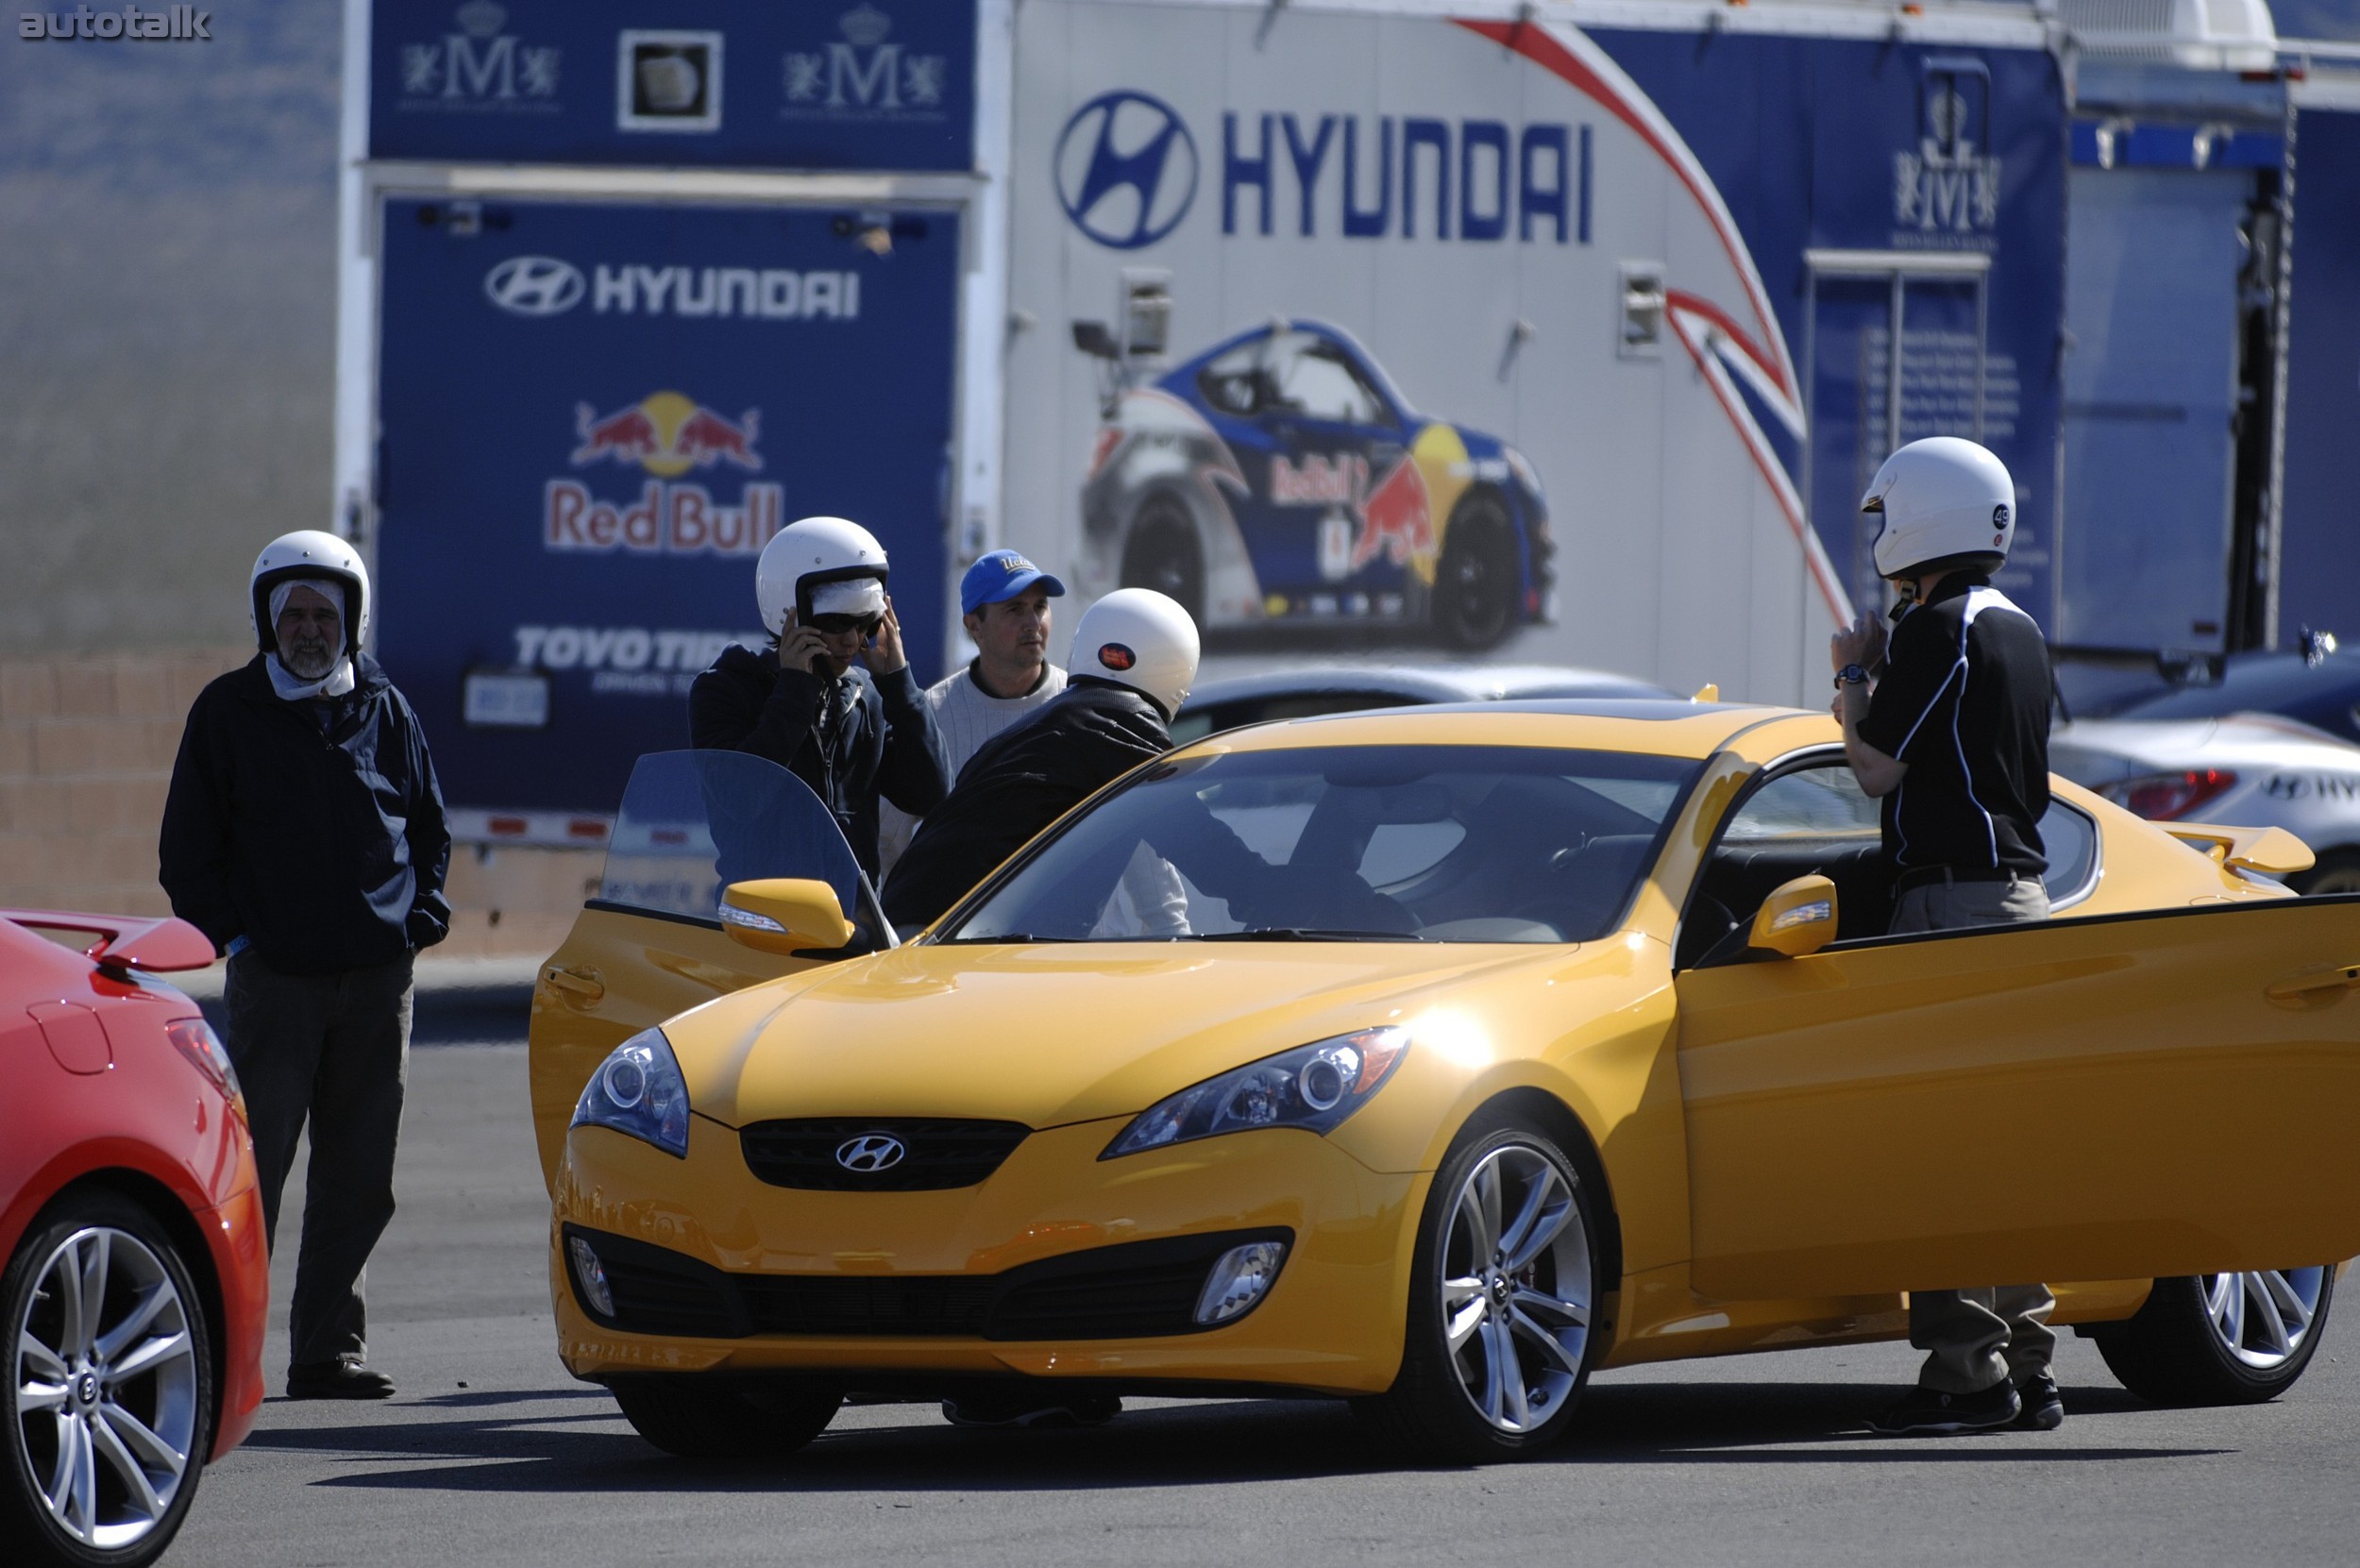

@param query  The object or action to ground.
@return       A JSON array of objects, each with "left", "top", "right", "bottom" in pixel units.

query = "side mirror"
[
  {"left": 1748, "top": 875, "right": 1839, "bottom": 958},
  {"left": 1071, "top": 320, "right": 1119, "bottom": 361},
  {"left": 719, "top": 879, "right": 854, "bottom": 956}
]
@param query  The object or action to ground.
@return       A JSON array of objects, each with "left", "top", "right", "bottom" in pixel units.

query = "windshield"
[
  {"left": 598, "top": 750, "right": 863, "bottom": 922},
  {"left": 937, "top": 745, "right": 1699, "bottom": 944}
]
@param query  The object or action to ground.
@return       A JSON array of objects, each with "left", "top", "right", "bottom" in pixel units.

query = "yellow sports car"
[{"left": 529, "top": 702, "right": 2360, "bottom": 1463}]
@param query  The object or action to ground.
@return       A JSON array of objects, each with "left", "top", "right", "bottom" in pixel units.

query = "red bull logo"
[
  {"left": 548, "top": 390, "right": 781, "bottom": 557},
  {"left": 1353, "top": 456, "right": 1435, "bottom": 571},
  {"left": 571, "top": 390, "right": 762, "bottom": 474}
]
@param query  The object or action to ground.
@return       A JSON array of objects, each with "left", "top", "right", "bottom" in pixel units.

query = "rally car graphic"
[{"left": 1078, "top": 321, "right": 1554, "bottom": 649}]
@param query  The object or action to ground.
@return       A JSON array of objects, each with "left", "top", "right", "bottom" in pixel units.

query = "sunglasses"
[{"left": 808, "top": 613, "right": 884, "bottom": 638}]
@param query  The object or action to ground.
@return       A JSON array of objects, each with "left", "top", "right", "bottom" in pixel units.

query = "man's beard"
[{"left": 282, "top": 639, "right": 337, "bottom": 680}]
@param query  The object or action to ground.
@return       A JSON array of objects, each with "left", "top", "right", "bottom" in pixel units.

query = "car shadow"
[{"left": 236, "top": 1379, "right": 2230, "bottom": 1495}]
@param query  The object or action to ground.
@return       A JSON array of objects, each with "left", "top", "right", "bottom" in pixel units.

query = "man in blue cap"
[{"left": 878, "top": 549, "right": 1069, "bottom": 873}]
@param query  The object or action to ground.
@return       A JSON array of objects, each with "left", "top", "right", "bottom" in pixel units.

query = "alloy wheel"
[
  {"left": 1439, "top": 1143, "right": 1593, "bottom": 1434},
  {"left": 11, "top": 1226, "right": 201, "bottom": 1552},
  {"left": 2200, "top": 1267, "right": 2326, "bottom": 1370}
]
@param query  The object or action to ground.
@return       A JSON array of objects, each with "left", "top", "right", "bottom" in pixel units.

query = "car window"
[
  {"left": 596, "top": 750, "right": 862, "bottom": 922},
  {"left": 1273, "top": 341, "right": 1384, "bottom": 423},
  {"left": 1196, "top": 341, "right": 1275, "bottom": 417},
  {"left": 938, "top": 745, "right": 1701, "bottom": 944},
  {"left": 1720, "top": 767, "right": 1881, "bottom": 839}
]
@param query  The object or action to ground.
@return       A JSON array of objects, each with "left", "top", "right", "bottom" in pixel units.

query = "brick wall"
[
  {"left": 0, "top": 649, "right": 595, "bottom": 958},
  {"left": 0, "top": 649, "right": 238, "bottom": 918}
]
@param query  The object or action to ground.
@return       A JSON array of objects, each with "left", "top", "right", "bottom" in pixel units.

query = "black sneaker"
[
  {"left": 286, "top": 1359, "right": 396, "bottom": 1401},
  {"left": 2013, "top": 1372, "right": 2065, "bottom": 1431},
  {"left": 1866, "top": 1381, "right": 2019, "bottom": 1436},
  {"left": 941, "top": 1391, "right": 1121, "bottom": 1429}
]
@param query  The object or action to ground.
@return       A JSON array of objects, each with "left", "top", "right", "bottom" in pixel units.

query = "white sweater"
[{"left": 877, "top": 661, "right": 1069, "bottom": 875}]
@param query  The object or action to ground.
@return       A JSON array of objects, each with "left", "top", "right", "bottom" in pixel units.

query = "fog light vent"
[
  {"left": 568, "top": 1235, "right": 615, "bottom": 1318},
  {"left": 1193, "top": 1239, "right": 1288, "bottom": 1325}
]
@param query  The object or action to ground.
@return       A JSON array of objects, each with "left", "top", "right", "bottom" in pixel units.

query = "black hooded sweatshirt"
[
  {"left": 687, "top": 644, "right": 948, "bottom": 881},
  {"left": 883, "top": 678, "right": 1170, "bottom": 929},
  {"left": 160, "top": 653, "right": 451, "bottom": 975}
]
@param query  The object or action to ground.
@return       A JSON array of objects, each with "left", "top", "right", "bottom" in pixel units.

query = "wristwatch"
[{"left": 1833, "top": 664, "right": 1868, "bottom": 690}]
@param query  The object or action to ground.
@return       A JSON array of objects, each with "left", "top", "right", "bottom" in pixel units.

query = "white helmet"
[
  {"left": 755, "top": 515, "right": 889, "bottom": 634},
  {"left": 250, "top": 530, "right": 370, "bottom": 657},
  {"left": 1070, "top": 587, "right": 1199, "bottom": 719},
  {"left": 1863, "top": 436, "right": 2016, "bottom": 580}
]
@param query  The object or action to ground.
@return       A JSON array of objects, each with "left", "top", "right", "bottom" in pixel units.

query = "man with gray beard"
[{"left": 160, "top": 531, "right": 450, "bottom": 1400}]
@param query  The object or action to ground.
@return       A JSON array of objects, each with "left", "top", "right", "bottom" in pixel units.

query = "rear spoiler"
[
  {"left": 1, "top": 909, "right": 218, "bottom": 975},
  {"left": 2161, "top": 823, "right": 2316, "bottom": 878}
]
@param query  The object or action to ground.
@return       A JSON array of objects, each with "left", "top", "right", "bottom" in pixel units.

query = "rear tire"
[
  {"left": 2096, "top": 1268, "right": 2336, "bottom": 1406},
  {"left": 1359, "top": 1113, "right": 1603, "bottom": 1464},
  {"left": 1120, "top": 498, "right": 1205, "bottom": 625},
  {"left": 3, "top": 1190, "right": 216, "bottom": 1568},
  {"left": 1432, "top": 493, "right": 1520, "bottom": 650},
  {"left": 610, "top": 1378, "right": 842, "bottom": 1459}
]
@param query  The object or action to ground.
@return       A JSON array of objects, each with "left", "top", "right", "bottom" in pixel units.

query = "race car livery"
[{"left": 1079, "top": 321, "right": 1554, "bottom": 649}]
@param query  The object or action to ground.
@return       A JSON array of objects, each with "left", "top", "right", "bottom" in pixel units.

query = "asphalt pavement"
[{"left": 165, "top": 992, "right": 2360, "bottom": 1568}]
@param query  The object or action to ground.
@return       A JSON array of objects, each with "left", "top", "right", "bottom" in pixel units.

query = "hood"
[{"left": 666, "top": 941, "right": 1572, "bottom": 1130}]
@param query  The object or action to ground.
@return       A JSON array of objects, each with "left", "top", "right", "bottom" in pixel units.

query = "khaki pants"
[{"left": 1890, "top": 871, "right": 2055, "bottom": 1393}]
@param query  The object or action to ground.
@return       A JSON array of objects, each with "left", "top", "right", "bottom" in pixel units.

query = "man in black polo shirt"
[{"left": 1829, "top": 436, "right": 2063, "bottom": 1438}]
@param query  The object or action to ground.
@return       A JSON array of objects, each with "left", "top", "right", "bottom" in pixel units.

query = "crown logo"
[
  {"left": 455, "top": 0, "right": 506, "bottom": 41},
  {"left": 838, "top": 3, "right": 891, "bottom": 47}
]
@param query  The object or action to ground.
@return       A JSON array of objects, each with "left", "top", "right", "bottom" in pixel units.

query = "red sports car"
[{"left": 0, "top": 909, "right": 267, "bottom": 1568}]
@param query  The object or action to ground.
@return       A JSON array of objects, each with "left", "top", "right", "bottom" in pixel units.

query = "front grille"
[
  {"left": 740, "top": 1118, "right": 1032, "bottom": 1191},
  {"left": 563, "top": 1224, "right": 1291, "bottom": 1341}
]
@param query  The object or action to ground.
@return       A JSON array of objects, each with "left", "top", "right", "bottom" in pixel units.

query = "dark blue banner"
[
  {"left": 369, "top": 1, "right": 973, "bottom": 171},
  {"left": 1590, "top": 30, "right": 2067, "bottom": 629},
  {"left": 2280, "top": 107, "right": 2360, "bottom": 643},
  {"left": 375, "top": 198, "right": 960, "bottom": 817}
]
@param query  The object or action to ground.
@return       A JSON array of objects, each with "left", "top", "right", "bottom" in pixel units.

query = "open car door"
[
  {"left": 1674, "top": 896, "right": 2360, "bottom": 1299},
  {"left": 527, "top": 750, "right": 883, "bottom": 1189}
]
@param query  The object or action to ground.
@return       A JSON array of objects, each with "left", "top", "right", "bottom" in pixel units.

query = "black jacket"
[
  {"left": 884, "top": 678, "right": 1170, "bottom": 929},
  {"left": 687, "top": 645, "right": 948, "bottom": 880},
  {"left": 160, "top": 654, "right": 451, "bottom": 976}
]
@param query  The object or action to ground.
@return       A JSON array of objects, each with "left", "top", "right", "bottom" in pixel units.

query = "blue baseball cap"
[{"left": 960, "top": 548, "right": 1067, "bottom": 615}]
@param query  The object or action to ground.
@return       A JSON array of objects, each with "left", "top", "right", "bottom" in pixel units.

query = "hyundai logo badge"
[
  {"left": 1054, "top": 90, "right": 1198, "bottom": 251},
  {"left": 835, "top": 1133, "right": 907, "bottom": 1172},
  {"left": 483, "top": 256, "right": 586, "bottom": 317}
]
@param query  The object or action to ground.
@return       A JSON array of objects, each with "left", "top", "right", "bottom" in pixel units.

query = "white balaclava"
[{"left": 264, "top": 578, "right": 358, "bottom": 700}]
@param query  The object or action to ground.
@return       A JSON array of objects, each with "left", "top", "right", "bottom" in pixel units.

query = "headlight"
[
  {"left": 571, "top": 1028, "right": 691, "bottom": 1158},
  {"left": 1103, "top": 1027, "right": 1410, "bottom": 1158}
]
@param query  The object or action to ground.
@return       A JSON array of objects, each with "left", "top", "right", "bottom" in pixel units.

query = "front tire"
[
  {"left": 609, "top": 1378, "right": 842, "bottom": 1459},
  {"left": 1361, "top": 1116, "right": 1602, "bottom": 1464},
  {"left": 1432, "top": 493, "right": 1520, "bottom": 650},
  {"left": 2096, "top": 1267, "right": 2336, "bottom": 1406},
  {"left": 3, "top": 1191, "right": 216, "bottom": 1568}
]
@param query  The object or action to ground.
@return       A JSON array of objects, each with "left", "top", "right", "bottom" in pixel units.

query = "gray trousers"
[
  {"left": 1889, "top": 872, "right": 2057, "bottom": 1394},
  {"left": 225, "top": 949, "right": 413, "bottom": 1371}
]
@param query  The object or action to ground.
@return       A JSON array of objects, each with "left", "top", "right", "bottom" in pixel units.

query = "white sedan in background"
[{"left": 2050, "top": 712, "right": 2360, "bottom": 894}]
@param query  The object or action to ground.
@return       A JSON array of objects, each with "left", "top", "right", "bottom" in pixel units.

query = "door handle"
[
  {"left": 2266, "top": 962, "right": 2360, "bottom": 1003},
  {"left": 542, "top": 965, "right": 605, "bottom": 1006}
]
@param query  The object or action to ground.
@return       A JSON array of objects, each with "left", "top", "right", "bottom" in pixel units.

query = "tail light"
[
  {"left": 2099, "top": 768, "right": 2237, "bottom": 821},
  {"left": 166, "top": 1018, "right": 247, "bottom": 1123}
]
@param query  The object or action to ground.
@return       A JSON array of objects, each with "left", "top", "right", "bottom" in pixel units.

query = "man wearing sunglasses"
[{"left": 689, "top": 515, "right": 948, "bottom": 883}]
